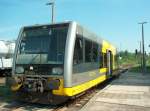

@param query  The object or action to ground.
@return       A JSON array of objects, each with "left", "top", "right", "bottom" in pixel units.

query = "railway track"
[
  {"left": 0, "top": 79, "right": 112, "bottom": 111},
  {"left": 0, "top": 68, "right": 128, "bottom": 111}
]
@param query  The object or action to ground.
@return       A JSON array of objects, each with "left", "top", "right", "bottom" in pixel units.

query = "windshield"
[{"left": 17, "top": 24, "right": 68, "bottom": 64}]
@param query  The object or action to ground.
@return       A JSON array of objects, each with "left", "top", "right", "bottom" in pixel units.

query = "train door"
[{"left": 107, "top": 50, "right": 113, "bottom": 77}]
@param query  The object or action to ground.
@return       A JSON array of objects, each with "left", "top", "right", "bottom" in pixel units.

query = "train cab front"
[
  {"left": 11, "top": 23, "right": 69, "bottom": 105},
  {"left": 11, "top": 66, "right": 67, "bottom": 105}
]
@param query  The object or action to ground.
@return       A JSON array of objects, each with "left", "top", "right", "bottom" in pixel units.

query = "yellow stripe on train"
[
  {"left": 100, "top": 68, "right": 107, "bottom": 73},
  {"left": 53, "top": 74, "right": 106, "bottom": 96}
]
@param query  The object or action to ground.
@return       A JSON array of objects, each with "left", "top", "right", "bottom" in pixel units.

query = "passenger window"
[
  {"left": 99, "top": 52, "right": 103, "bottom": 68},
  {"left": 93, "top": 43, "right": 98, "bottom": 62},
  {"left": 85, "top": 40, "right": 98, "bottom": 62},
  {"left": 99, "top": 52, "right": 108, "bottom": 68},
  {"left": 103, "top": 53, "right": 107, "bottom": 67},
  {"left": 85, "top": 40, "right": 92, "bottom": 62},
  {"left": 73, "top": 35, "right": 83, "bottom": 64}
]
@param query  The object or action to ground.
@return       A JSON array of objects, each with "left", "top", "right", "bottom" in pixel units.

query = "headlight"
[
  {"left": 16, "top": 66, "right": 24, "bottom": 74},
  {"left": 52, "top": 67, "right": 63, "bottom": 75}
]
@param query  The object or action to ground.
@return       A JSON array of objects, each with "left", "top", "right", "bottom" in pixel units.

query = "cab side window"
[{"left": 73, "top": 35, "right": 83, "bottom": 64}]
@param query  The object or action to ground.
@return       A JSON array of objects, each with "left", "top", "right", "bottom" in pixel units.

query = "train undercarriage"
[
  {"left": 14, "top": 91, "right": 68, "bottom": 105},
  {"left": 11, "top": 76, "right": 69, "bottom": 105}
]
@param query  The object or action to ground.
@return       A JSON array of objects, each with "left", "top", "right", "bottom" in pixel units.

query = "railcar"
[{"left": 11, "top": 21, "right": 118, "bottom": 104}]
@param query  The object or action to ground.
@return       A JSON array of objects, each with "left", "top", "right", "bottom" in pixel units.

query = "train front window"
[
  {"left": 20, "top": 30, "right": 50, "bottom": 54},
  {"left": 18, "top": 25, "right": 68, "bottom": 64}
]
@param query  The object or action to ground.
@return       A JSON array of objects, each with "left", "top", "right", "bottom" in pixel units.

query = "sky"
[{"left": 0, "top": 0, "right": 150, "bottom": 52}]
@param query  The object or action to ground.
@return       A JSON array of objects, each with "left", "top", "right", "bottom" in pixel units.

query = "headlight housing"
[
  {"left": 14, "top": 76, "right": 22, "bottom": 84},
  {"left": 15, "top": 66, "right": 24, "bottom": 74},
  {"left": 52, "top": 67, "right": 63, "bottom": 75}
]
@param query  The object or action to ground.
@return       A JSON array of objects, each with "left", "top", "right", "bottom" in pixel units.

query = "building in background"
[{"left": 0, "top": 40, "right": 15, "bottom": 76}]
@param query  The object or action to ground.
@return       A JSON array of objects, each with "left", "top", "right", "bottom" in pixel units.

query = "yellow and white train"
[{"left": 11, "top": 21, "right": 118, "bottom": 104}]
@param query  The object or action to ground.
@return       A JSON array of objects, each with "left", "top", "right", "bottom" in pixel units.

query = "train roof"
[
  {"left": 75, "top": 22, "right": 116, "bottom": 49},
  {"left": 22, "top": 21, "right": 116, "bottom": 49},
  {"left": 22, "top": 21, "right": 72, "bottom": 28}
]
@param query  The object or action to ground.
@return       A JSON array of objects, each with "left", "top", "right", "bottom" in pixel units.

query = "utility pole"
[
  {"left": 46, "top": 1, "right": 55, "bottom": 23},
  {"left": 140, "top": 41, "right": 142, "bottom": 71},
  {"left": 138, "top": 22, "right": 147, "bottom": 74}
]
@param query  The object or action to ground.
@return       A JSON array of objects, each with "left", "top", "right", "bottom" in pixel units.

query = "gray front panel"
[
  {"left": 12, "top": 28, "right": 24, "bottom": 75},
  {"left": 64, "top": 22, "right": 77, "bottom": 87}
]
